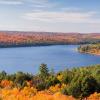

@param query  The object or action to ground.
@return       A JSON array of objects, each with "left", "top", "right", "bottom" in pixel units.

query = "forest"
[
  {"left": 78, "top": 43, "right": 100, "bottom": 55},
  {"left": 0, "top": 31, "right": 100, "bottom": 47},
  {"left": 0, "top": 64, "right": 100, "bottom": 100}
]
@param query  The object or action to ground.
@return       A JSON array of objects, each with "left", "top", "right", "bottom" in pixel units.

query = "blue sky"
[{"left": 0, "top": 0, "right": 100, "bottom": 33}]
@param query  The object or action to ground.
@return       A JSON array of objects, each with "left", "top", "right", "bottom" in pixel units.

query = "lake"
[{"left": 0, "top": 45, "right": 100, "bottom": 74}]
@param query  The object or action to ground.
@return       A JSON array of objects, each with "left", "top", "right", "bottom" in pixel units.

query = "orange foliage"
[
  {"left": 0, "top": 88, "right": 75, "bottom": 100},
  {"left": 88, "top": 92, "right": 100, "bottom": 100},
  {"left": 0, "top": 80, "right": 13, "bottom": 88},
  {"left": 33, "top": 91, "right": 75, "bottom": 100},
  {"left": 0, "top": 87, "right": 100, "bottom": 100},
  {"left": 0, "top": 80, "right": 99, "bottom": 100},
  {"left": 0, "top": 32, "right": 100, "bottom": 46}
]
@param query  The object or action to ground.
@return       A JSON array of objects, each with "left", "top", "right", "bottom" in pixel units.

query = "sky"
[{"left": 0, "top": 0, "right": 100, "bottom": 33}]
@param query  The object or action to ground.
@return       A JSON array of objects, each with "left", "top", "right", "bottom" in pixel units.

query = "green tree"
[
  {"left": 68, "top": 75, "right": 97, "bottom": 100},
  {"left": 46, "top": 76, "right": 60, "bottom": 89},
  {"left": 39, "top": 64, "right": 49, "bottom": 79},
  {"left": 81, "top": 76, "right": 97, "bottom": 98},
  {"left": 0, "top": 71, "right": 7, "bottom": 80},
  {"left": 15, "top": 72, "right": 32, "bottom": 88}
]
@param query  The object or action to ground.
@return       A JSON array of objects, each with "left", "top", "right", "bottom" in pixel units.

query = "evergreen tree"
[{"left": 39, "top": 64, "right": 49, "bottom": 79}]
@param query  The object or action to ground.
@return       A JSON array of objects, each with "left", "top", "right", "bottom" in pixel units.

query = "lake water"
[{"left": 0, "top": 45, "right": 100, "bottom": 74}]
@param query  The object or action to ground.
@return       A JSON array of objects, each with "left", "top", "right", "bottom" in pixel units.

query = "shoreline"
[
  {"left": 79, "top": 51, "right": 100, "bottom": 56},
  {"left": 87, "top": 52, "right": 100, "bottom": 56}
]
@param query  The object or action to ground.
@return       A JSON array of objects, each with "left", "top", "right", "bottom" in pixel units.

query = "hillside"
[
  {"left": 78, "top": 44, "right": 100, "bottom": 55},
  {"left": 0, "top": 64, "right": 100, "bottom": 100},
  {"left": 0, "top": 31, "right": 100, "bottom": 47}
]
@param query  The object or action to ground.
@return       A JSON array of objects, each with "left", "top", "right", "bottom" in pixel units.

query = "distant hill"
[{"left": 0, "top": 31, "right": 100, "bottom": 47}]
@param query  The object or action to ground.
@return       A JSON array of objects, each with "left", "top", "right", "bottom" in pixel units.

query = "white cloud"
[
  {"left": 61, "top": 7, "right": 81, "bottom": 12},
  {"left": 0, "top": 0, "right": 48, "bottom": 5},
  {"left": 0, "top": 0, "right": 23, "bottom": 5},
  {"left": 29, "top": 0, "right": 48, "bottom": 4},
  {"left": 0, "top": 0, "right": 100, "bottom": 33},
  {"left": 29, "top": 0, "right": 58, "bottom": 11},
  {"left": 23, "top": 11, "right": 100, "bottom": 23}
]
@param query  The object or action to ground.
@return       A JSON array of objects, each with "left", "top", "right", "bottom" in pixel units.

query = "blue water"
[{"left": 0, "top": 45, "right": 100, "bottom": 74}]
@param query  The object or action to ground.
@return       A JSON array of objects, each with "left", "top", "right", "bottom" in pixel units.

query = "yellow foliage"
[
  {"left": 49, "top": 84, "right": 61, "bottom": 93},
  {"left": 61, "top": 84, "right": 67, "bottom": 89},
  {"left": 57, "top": 75, "right": 63, "bottom": 82}
]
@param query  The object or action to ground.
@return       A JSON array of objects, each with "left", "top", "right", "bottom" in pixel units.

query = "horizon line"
[{"left": 0, "top": 30, "right": 100, "bottom": 34}]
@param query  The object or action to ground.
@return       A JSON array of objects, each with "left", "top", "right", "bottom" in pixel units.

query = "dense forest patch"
[{"left": 78, "top": 44, "right": 100, "bottom": 55}]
